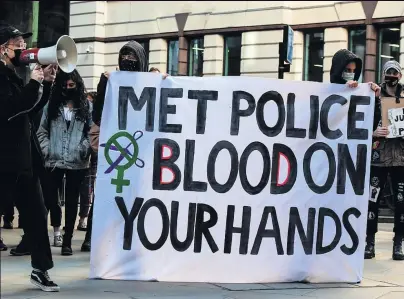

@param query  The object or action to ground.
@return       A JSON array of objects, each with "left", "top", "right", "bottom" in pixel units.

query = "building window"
[
  {"left": 138, "top": 41, "right": 150, "bottom": 68},
  {"left": 377, "top": 26, "right": 400, "bottom": 82},
  {"left": 38, "top": 0, "right": 70, "bottom": 48},
  {"left": 188, "top": 38, "right": 204, "bottom": 76},
  {"left": 167, "top": 39, "right": 179, "bottom": 76},
  {"left": 348, "top": 28, "right": 366, "bottom": 83},
  {"left": 223, "top": 35, "right": 242, "bottom": 76},
  {"left": 303, "top": 31, "right": 324, "bottom": 82}
]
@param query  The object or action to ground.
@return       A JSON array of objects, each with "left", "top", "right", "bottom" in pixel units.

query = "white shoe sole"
[{"left": 30, "top": 278, "right": 60, "bottom": 292}]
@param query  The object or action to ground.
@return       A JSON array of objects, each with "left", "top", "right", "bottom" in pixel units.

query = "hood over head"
[
  {"left": 382, "top": 60, "right": 402, "bottom": 76},
  {"left": 330, "top": 49, "right": 362, "bottom": 84},
  {"left": 118, "top": 41, "right": 148, "bottom": 72}
]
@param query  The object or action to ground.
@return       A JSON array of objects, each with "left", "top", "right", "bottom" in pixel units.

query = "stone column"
[
  {"left": 364, "top": 25, "right": 377, "bottom": 83},
  {"left": 323, "top": 27, "right": 348, "bottom": 82},
  {"left": 203, "top": 35, "right": 224, "bottom": 76},
  {"left": 241, "top": 30, "right": 283, "bottom": 78},
  {"left": 178, "top": 36, "right": 188, "bottom": 76},
  {"left": 149, "top": 38, "right": 168, "bottom": 72},
  {"left": 70, "top": 0, "right": 106, "bottom": 90}
]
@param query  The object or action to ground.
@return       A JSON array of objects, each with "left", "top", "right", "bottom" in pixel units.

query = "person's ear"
[
  {"left": 399, "top": 73, "right": 402, "bottom": 80},
  {"left": 0, "top": 45, "right": 6, "bottom": 56}
]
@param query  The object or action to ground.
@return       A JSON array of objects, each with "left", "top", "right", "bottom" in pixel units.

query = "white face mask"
[{"left": 342, "top": 72, "right": 355, "bottom": 82}]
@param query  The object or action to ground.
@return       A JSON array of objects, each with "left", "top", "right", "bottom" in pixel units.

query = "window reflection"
[
  {"left": 303, "top": 31, "right": 324, "bottom": 82},
  {"left": 349, "top": 28, "right": 366, "bottom": 83},
  {"left": 377, "top": 26, "right": 400, "bottom": 82},
  {"left": 167, "top": 40, "right": 179, "bottom": 76},
  {"left": 38, "top": 1, "right": 69, "bottom": 48},
  {"left": 223, "top": 35, "right": 242, "bottom": 76},
  {"left": 188, "top": 38, "right": 204, "bottom": 76}
]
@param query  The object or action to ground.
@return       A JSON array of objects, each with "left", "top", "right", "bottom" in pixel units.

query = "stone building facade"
[{"left": 67, "top": 1, "right": 404, "bottom": 90}]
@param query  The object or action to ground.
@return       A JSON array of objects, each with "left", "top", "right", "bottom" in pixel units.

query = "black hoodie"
[
  {"left": 92, "top": 41, "right": 148, "bottom": 125},
  {"left": 330, "top": 49, "right": 362, "bottom": 84}
]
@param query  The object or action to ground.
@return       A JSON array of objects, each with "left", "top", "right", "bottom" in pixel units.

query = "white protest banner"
[{"left": 90, "top": 72, "right": 375, "bottom": 283}]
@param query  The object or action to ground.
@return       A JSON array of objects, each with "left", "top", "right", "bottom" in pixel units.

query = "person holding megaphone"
[{"left": 0, "top": 25, "right": 60, "bottom": 292}]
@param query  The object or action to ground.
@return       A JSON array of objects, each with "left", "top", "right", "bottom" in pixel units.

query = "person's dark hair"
[
  {"left": 48, "top": 69, "right": 89, "bottom": 123},
  {"left": 149, "top": 67, "right": 160, "bottom": 72},
  {"left": 87, "top": 91, "right": 97, "bottom": 102}
]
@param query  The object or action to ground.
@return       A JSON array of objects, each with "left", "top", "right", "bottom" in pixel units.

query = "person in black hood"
[
  {"left": 330, "top": 49, "right": 363, "bottom": 85},
  {"left": 330, "top": 49, "right": 381, "bottom": 94},
  {"left": 81, "top": 41, "right": 168, "bottom": 252},
  {"left": 92, "top": 41, "right": 148, "bottom": 126},
  {"left": 0, "top": 25, "right": 59, "bottom": 292}
]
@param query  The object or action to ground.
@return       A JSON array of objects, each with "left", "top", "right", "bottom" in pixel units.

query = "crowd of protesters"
[{"left": 1, "top": 23, "right": 404, "bottom": 292}]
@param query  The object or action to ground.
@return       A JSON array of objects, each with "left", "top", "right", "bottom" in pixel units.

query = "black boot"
[
  {"left": 10, "top": 235, "right": 31, "bottom": 256},
  {"left": 81, "top": 235, "right": 91, "bottom": 252},
  {"left": 393, "top": 234, "right": 404, "bottom": 261},
  {"left": 365, "top": 234, "right": 375, "bottom": 259},
  {"left": 61, "top": 235, "right": 73, "bottom": 256}
]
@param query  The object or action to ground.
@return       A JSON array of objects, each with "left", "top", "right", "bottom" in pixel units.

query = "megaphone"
[{"left": 19, "top": 35, "right": 78, "bottom": 73}]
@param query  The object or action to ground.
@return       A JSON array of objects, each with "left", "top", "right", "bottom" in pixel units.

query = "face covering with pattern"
[
  {"left": 120, "top": 59, "right": 139, "bottom": 71},
  {"left": 342, "top": 72, "right": 355, "bottom": 82},
  {"left": 385, "top": 75, "right": 399, "bottom": 87}
]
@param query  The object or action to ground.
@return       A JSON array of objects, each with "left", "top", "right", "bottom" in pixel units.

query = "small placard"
[{"left": 381, "top": 96, "right": 404, "bottom": 138}]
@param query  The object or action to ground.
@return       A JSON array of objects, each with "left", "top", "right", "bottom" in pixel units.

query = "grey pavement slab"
[{"left": 1, "top": 219, "right": 404, "bottom": 298}]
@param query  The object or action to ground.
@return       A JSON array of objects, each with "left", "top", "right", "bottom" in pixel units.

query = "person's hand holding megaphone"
[
  {"left": 43, "top": 64, "right": 57, "bottom": 82},
  {"left": 31, "top": 64, "right": 44, "bottom": 83}
]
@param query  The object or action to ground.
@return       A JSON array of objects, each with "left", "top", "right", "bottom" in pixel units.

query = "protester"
[
  {"left": 365, "top": 60, "right": 404, "bottom": 261},
  {"left": 0, "top": 25, "right": 59, "bottom": 291},
  {"left": 37, "top": 69, "right": 92, "bottom": 255},
  {"left": 330, "top": 49, "right": 380, "bottom": 93},
  {"left": 82, "top": 41, "right": 167, "bottom": 251},
  {"left": 76, "top": 92, "right": 97, "bottom": 232}
]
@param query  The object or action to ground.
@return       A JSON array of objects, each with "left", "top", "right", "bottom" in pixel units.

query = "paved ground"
[{"left": 1, "top": 222, "right": 403, "bottom": 299}]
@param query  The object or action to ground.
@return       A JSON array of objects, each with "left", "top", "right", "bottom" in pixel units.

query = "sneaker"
[
  {"left": 53, "top": 235, "right": 63, "bottom": 247},
  {"left": 0, "top": 238, "right": 7, "bottom": 251},
  {"left": 77, "top": 222, "right": 87, "bottom": 231},
  {"left": 30, "top": 270, "right": 60, "bottom": 292},
  {"left": 61, "top": 245, "right": 73, "bottom": 256}
]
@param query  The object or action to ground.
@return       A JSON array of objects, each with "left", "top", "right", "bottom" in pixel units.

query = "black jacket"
[
  {"left": 92, "top": 73, "right": 108, "bottom": 126},
  {"left": 371, "top": 83, "right": 404, "bottom": 167},
  {"left": 330, "top": 49, "right": 362, "bottom": 84},
  {"left": 0, "top": 63, "right": 51, "bottom": 175}
]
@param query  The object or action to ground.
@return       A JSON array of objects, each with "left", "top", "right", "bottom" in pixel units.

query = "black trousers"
[
  {"left": 84, "top": 155, "right": 97, "bottom": 241},
  {"left": 0, "top": 171, "right": 53, "bottom": 271},
  {"left": 2, "top": 198, "right": 15, "bottom": 223},
  {"left": 43, "top": 168, "right": 86, "bottom": 243},
  {"left": 368, "top": 166, "right": 404, "bottom": 236},
  {"left": 79, "top": 168, "right": 91, "bottom": 218}
]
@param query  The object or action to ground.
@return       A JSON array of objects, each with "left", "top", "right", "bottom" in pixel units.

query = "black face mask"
[
  {"left": 120, "top": 59, "right": 138, "bottom": 71},
  {"left": 385, "top": 75, "right": 399, "bottom": 87},
  {"left": 63, "top": 88, "right": 78, "bottom": 99},
  {"left": 10, "top": 49, "right": 22, "bottom": 67}
]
